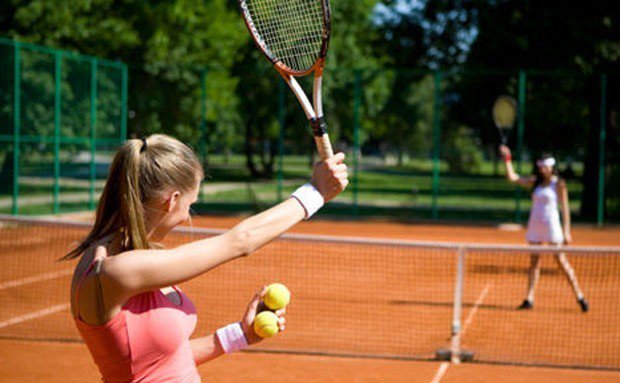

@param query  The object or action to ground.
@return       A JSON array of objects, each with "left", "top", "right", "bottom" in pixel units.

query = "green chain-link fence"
[
  {"left": 1, "top": 39, "right": 616, "bottom": 225},
  {"left": 0, "top": 38, "right": 128, "bottom": 215},
  {"left": 196, "top": 67, "right": 618, "bottom": 225}
]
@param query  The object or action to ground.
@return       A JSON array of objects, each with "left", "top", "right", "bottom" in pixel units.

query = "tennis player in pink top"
[{"left": 64, "top": 134, "right": 348, "bottom": 382}]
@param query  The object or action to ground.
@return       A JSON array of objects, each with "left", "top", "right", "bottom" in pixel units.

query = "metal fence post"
[
  {"left": 12, "top": 42, "right": 21, "bottom": 215},
  {"left": 431, "top": 71, "right": 442, "bottom": 219},
  {"left": 199, "top": 68, "right": 209, "bottom": 202},
  {"left": 515, "top": 70, "right": 527, "bottom": 222},
  {"left": 121, "top": 64, "right": 128, "bottom": 141},
  {"left": 353, "top": 69, "right": 362, "bottom": 215},
  {"left": 89, "top": 59, "right": 98, "bottom": 210},
  {"left": 277, "top": 79, "right": 285, "bottom": 201},
  {"left": 598, "top": 74, "right": 607, "bottom": 227},
  {"left": 53, "top": 51, "right": 62, "bottom": 213}
]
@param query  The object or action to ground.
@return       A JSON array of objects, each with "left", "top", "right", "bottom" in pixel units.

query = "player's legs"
[
  {"left": 553, "top": 248, "right": 589, "bottom": 312},
  {"left": 519, "top": 245, "right": 541, "bottom": 309}
]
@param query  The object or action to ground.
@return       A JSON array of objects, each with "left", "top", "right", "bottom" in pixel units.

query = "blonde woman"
[
  {"left": 500, "top": 145, "right": 588, "bottom": 312},
  {"left": 64, "top": 134, "right": 348, "bottom": 382}
]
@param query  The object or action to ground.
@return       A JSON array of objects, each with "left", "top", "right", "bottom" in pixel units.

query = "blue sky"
[{"left": 372, "top": 0, "right": 479, "bottom": 67}]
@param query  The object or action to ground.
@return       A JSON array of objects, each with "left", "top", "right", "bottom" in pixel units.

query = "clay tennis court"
[{"left": 1, "top": 215, "right": 620, "bottom": 382}]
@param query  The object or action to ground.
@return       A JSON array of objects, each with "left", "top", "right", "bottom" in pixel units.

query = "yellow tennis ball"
[
  {"left": 263, "top": 283, "right": 291, "bottom": 310},
  {"left": 253, "top": 311, "right": 279, "bottom": 338}
]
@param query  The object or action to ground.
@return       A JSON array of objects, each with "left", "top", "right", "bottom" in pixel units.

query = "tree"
[
  {"left": 370, "top": 0, "right": 479, "bottom": 167},
  {"left": 231, "top": 0, "right": 389, "bottom": 176},
  {"left": 460, "top": 1, "right": 620, "bottom": 220},
  {"left": 1, "top": 0, "right": 247, "bottom": 146}
]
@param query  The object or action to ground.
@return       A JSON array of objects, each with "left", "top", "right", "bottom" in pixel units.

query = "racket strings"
[
  {"left": 246, "top": 0, "right": 325, "bottom": 72},
  {"left": 493, "top": 98, "right": 517, "bottom": 129},
  {"left": 250, "top": 0, "right": 322, "bottom": 68}
]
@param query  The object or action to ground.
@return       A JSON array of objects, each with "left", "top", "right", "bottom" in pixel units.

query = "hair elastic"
[{"left": 140, "top": 138, "right": 148, "bottom": 153}]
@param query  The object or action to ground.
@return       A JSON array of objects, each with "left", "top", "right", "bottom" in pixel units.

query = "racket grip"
[
  {"left": 310, "top": 117, "right": 334, "bottom": 159},
  {"left": 314, "top": 134, "right": 334, "bottom": 160}
]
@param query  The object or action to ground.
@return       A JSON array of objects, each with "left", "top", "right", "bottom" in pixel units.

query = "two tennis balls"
[{"left": 253, "top": 283, "right": 290, "bottom": 338}]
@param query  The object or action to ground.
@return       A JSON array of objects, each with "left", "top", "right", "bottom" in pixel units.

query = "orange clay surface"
[
  {"left": 2, "top": 339, "right": 620, "bottom": 383},
  {"left": 1, "top": 215, "right": 620, "bottom": 382}
]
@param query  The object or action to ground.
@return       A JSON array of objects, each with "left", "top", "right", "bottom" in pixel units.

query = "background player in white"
[{"left": 500, "top": 145, "right": 588, "bottom": 312}]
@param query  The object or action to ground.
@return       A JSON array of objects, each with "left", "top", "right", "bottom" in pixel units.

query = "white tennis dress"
[{"left": 525, "top": 177, "right": 564, "bottom": 244}]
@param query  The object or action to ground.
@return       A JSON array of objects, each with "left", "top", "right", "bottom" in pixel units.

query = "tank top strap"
[
  {"left": 551, "top": 176, "right": 559, "bottom": 187},
  {"left": 73, "top": 257, "right": 105, "bottom": 320},
  {"left": 171, "top": 285, "right": 184, "bottom": 306}
]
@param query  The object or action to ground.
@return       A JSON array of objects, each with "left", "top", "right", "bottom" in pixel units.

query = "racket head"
[
  {"left": 239, "top": 0, "right": 331, "bottom": 76},
  {"left": 492, "top": 95, "right": 517, "bottom": 129}
]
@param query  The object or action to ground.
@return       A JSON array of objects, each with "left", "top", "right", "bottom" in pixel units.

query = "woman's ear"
[{"left": 164, "top": 191, "right": 182, "bottom": 213}]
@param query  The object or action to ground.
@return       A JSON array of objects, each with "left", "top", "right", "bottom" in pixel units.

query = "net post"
[
  {"left": 89, "top": 58, "right": 98, "bottom": 211},
  {"left": 352, "top": 69, "right": 362, "bottom": 216},
  {"left": 597, "top": 73, "right": 607, "bottom": 227},
  {"left": 12, "top": 42, "right": 21, "bottom": 215},
  {"left": 431, "top": 70, "right": 442, "bottom": 220},
  {"left": 450, "top": 246, "right": 466, "bottom": 364},
  {"left": 277, "top": 78, "right": 286, "bottom": 201},
  {"left": 515, "top": 70, "right": 527, "bottom": 223},
  {"left": 53, "top": 51, "right": 62, "bottom": 214}
]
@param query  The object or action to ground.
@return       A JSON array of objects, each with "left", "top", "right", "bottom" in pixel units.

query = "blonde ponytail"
[{"left": 62, "top": 135, "right": 203, "bottom": 259}]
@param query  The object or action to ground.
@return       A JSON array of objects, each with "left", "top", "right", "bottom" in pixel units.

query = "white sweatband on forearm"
[
  {"left": 291, "top": 183, "right": 324, "bottom": 219},
  {"left": 216, "top": 322, "right": 248, "bottom": 354}
]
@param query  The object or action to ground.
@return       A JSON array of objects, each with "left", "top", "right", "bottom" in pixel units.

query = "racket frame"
[
  {"left": 239, "top": 0, "right": 334, "bottom": 159},
  {"left": 492, "top": 95, "right": 517, "bottom": 145}
]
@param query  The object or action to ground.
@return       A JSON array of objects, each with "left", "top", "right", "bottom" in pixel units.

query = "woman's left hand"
[
  {"left": 240, "top": 286, "right": 287, "bottom": 345},
  {"left": 563, "top": 231, "right": 572, "bottom": 245}
]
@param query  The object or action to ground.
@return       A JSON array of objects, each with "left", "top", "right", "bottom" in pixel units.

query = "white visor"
[{"left": 536, "top": 158, "right": 556, "bottom": 167}]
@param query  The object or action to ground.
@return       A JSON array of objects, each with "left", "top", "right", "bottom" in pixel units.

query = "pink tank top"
[{"left": 73, "top": 259, "right": 201, "bottom": 383}]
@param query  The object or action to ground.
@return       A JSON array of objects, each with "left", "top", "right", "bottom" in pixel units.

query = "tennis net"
[{"left": 1, "top": 214, "right": 619, "bottom": 370}]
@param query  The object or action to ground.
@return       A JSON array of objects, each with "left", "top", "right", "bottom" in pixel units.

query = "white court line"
[
  {"left": 0, "top": 269, "right": 73, "bottom": 290},
  {"left": 0, "top": 303, "right": 70, "bottom": 329},
  {"left": 461, "top": 282, "right": 493, "bottom": 336},
  {"left": 430, "top": 362, "right": 450, "bottom": 383}
]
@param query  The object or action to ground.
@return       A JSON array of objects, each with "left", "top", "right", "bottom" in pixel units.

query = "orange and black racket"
[{"left": 239, "top": 0, "right": 333, "bottom": 160}]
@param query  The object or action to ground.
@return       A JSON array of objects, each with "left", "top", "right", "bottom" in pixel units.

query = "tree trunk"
[
  {"left": 492, "top": 147, "right": 498, "bottom": 177},
  {"left": 257, "top": 127, "right": 273, "bottom": 179},
  {"left": 308, "top": 135, "right": 315, "bottom": 168},
  {"left": 259, "top": 138, "right": 275, "bottom": 178},
  {"left": 245, "top": 124, "right": 259, "bottom": 178},
  {"left": 0, "top": 150, "right": 14, "bottom": 194}
]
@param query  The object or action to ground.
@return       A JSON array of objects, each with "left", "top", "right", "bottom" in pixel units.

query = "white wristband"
[
  {"left": 216, "top": 322, "right": 248, "bottom": 354},
  {"left": 291, "top": 183, "right": 324, "bottom": 219}
]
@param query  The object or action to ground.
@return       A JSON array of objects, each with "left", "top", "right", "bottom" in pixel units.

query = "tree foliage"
[{"left": 1, "top": 0, "right": 618, "bottom": 219}]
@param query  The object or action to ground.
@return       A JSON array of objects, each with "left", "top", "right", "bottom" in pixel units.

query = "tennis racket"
[
  {"left": 238, "top": 0, "right": 334, "bottom": 160},
  {"left": 492, "top": 95, "right": 517, "bottom": 145}
]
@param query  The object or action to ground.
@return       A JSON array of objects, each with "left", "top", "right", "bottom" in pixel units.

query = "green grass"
[
  {"left": 4, "top": 154, "right": 590, "bottom": 223},
  {"left": 0, "top": 201, "right": 93, "bottom": 215},
  {"left": 195, "top": 155, "right": 586, "bottom": 222}
]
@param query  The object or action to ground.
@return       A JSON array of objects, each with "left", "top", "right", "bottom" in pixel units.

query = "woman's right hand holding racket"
[
  {"left": 499, "top": 145, "right": 512, "bottom": 161},
  {"left": 311, "top": 152, "right": 349, "bottom": 202}
]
